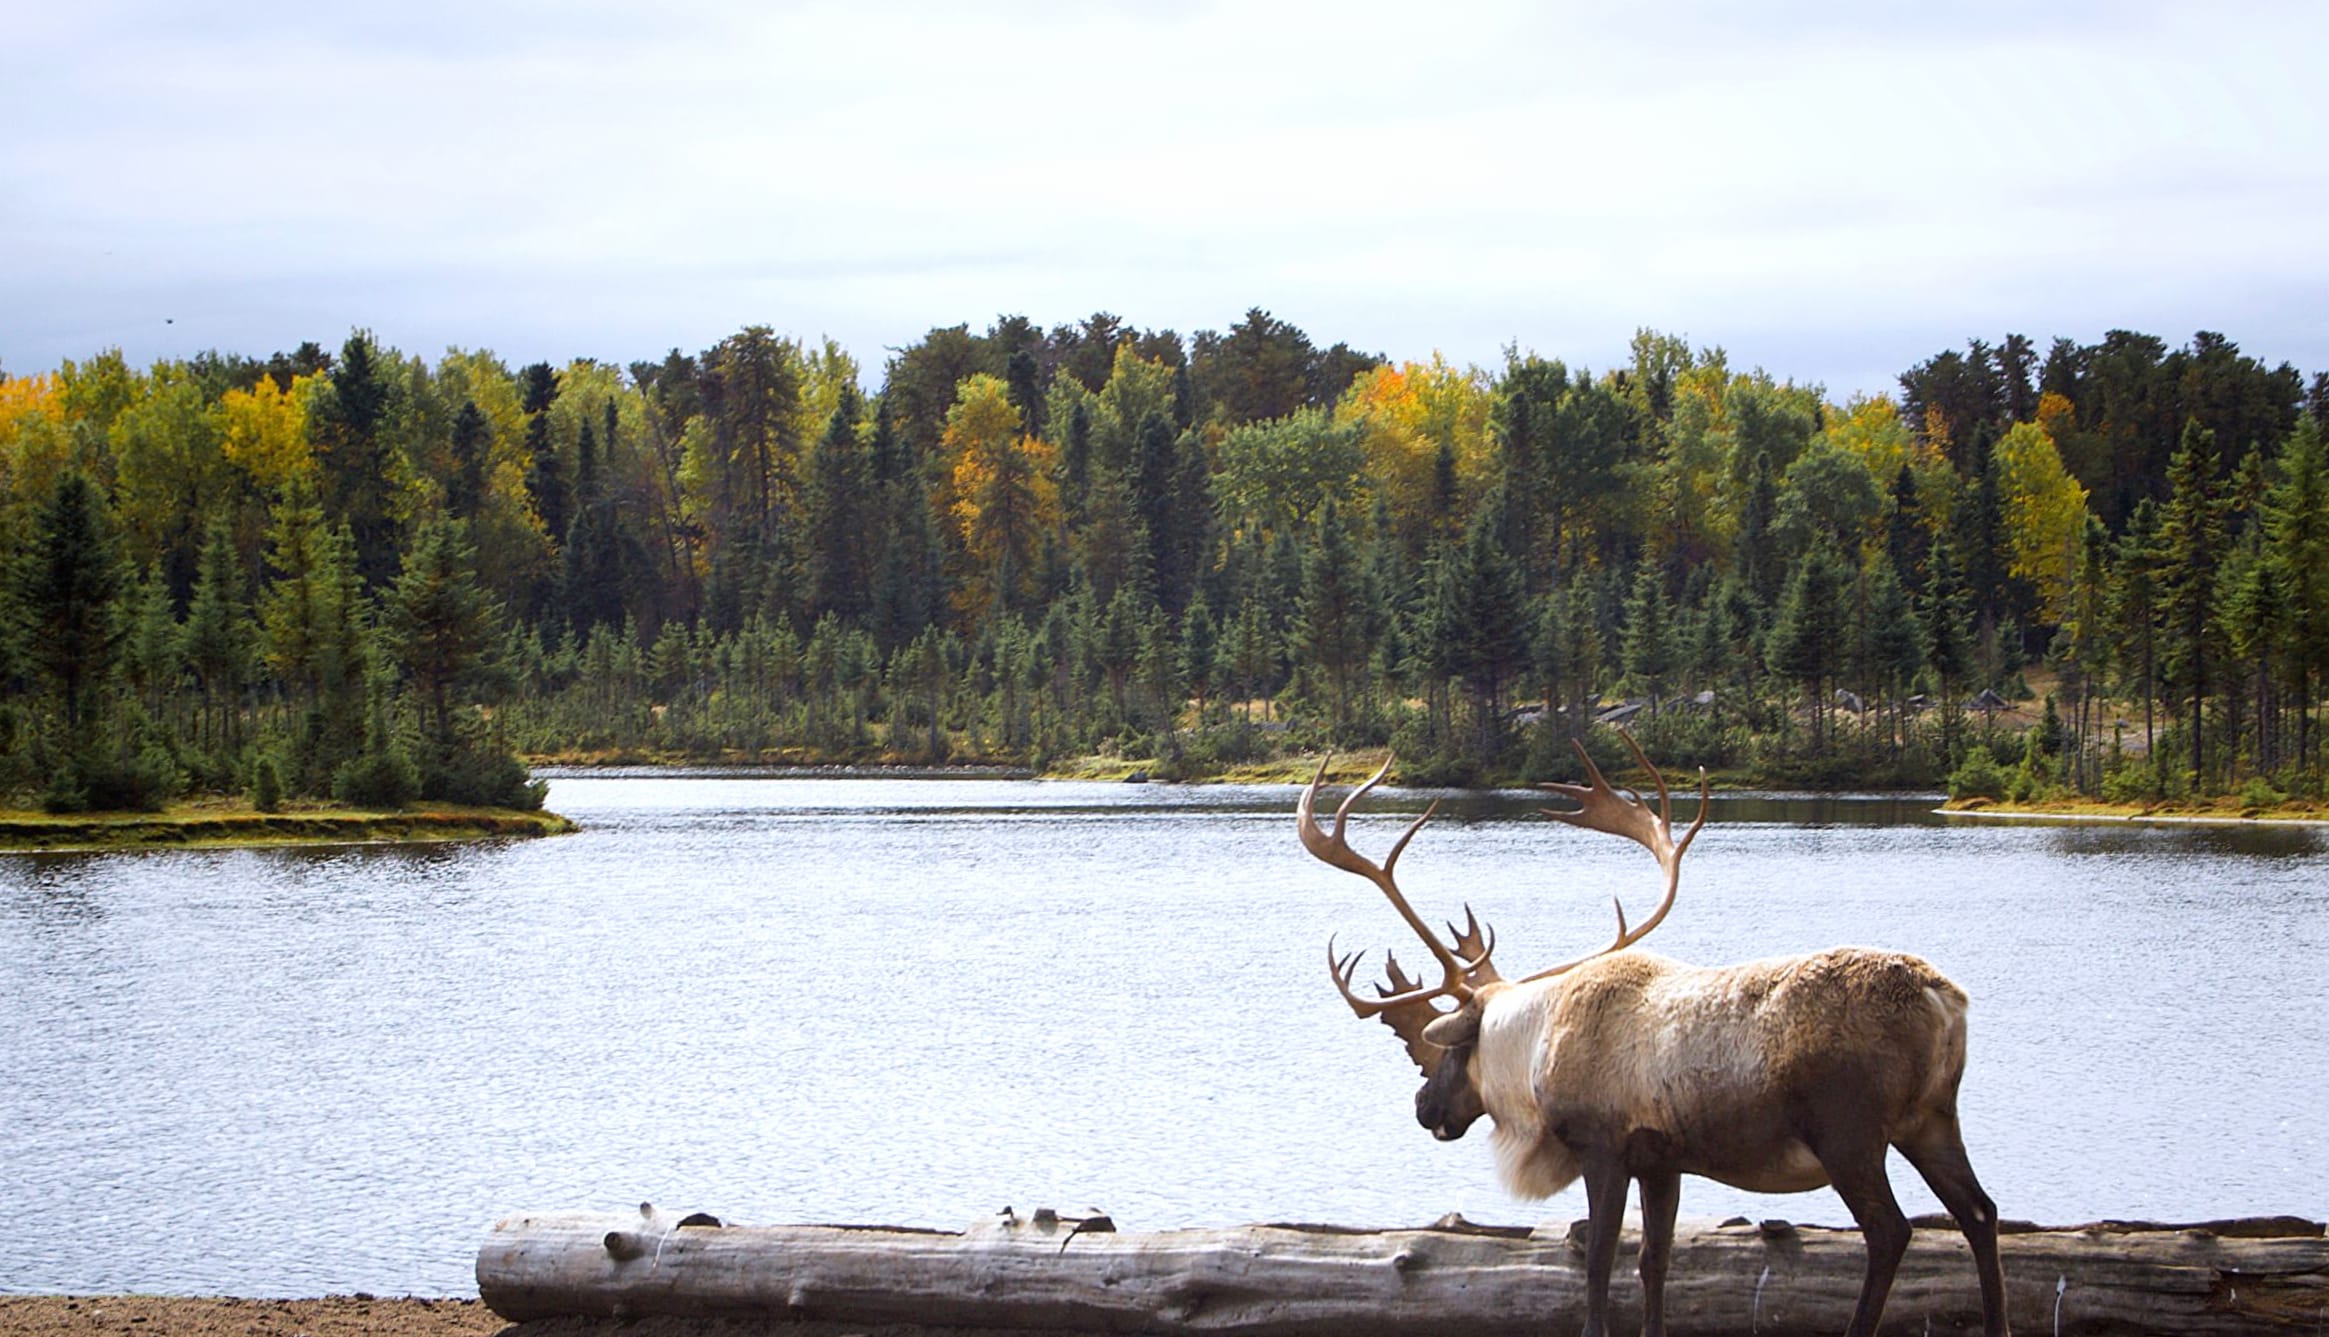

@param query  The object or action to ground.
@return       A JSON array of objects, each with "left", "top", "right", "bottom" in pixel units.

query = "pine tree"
[
  {"left": 1863, "top": 552, "right": 1922, "bottom": 754},
  {"left": 388, "top": 518, "right": 500, "bottom": 745},
  {"left": 802, "top": 385, "right": 872, "bottom": 625},
  {"left": 1766, "top": 538, "right": 1850, "bottom": 752},
  {"left": 520, "top": 362, "right": 568, "bottom": 560},
  {"left": 2156, "top": 422, "right": 2227, "bottom": 782},
  {"left": 447, "top": 400, "right": 490, "bottom": 523},
  {"left": 1427, "top": 503, "right": 1530, "bottom": 757},
  {"left": 18, "top": 472, "right": 124, "bottom": 735},
  {"left": 1178, "top": 591, "right": 1219, "bottom": 723},
  {"left": 315, "top": 332, "right": 399, "bottom": 589},
  {"left": 181, "top": 520, "right": 253, "bottom": 751},
  {"left": 2108, "top": 500, "right": 2164, "bottom": 760},
  {"left": 2266, "top": 417, "right": 2329, "bottom": 770},
  {"left": 1921, "top": 538, "right": 1976, "bottom": 760},
  {"left": 1622, "top": 560, "right": 1677, "bottom": 710},
  {"left": 1293, "top": 505, "right": 1369, "bottom": 731}
]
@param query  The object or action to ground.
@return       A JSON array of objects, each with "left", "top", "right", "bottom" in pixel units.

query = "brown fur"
[{"left": 1428, "top": 947, "right": 2007, "bottom": 1337}]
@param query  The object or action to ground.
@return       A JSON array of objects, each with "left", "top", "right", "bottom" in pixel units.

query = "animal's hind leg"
[
  {"left": 1900, "top": 1121, "right": 2010, "bottom": 1337},
  {"left": 1807, "top": 1124, "right": 1912, "bottom": 1337},
  {"left": 1636, "top": 1170, "right": 1680, "bottom": 1337}
]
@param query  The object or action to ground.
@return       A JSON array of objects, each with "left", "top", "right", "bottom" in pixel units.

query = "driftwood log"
[{"left": 478, "top": 1205, "right": 2328, "bottom": 1335}]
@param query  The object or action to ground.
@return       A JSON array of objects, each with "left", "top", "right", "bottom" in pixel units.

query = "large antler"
[
  {"left": 1518, "top": 732, "right": 1709, "bottom": 983},
  {"left": 1300, "top": 756, "right": 1500, "bottom": 1020}
]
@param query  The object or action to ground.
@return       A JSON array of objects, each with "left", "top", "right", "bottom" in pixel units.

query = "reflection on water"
[{"left": 1, "top": 774, "right": 2323, "bottom": 1297}]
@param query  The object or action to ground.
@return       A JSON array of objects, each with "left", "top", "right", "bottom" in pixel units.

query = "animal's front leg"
[
  {"left": 1635, "top": 1170, "right": 1680, "bottom": 1337},
  {"left": 1577, "top": 1158, "right": 1631, "bottom": 1337}
]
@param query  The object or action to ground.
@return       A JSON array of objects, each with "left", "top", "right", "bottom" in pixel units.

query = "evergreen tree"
[
  {"left": 389, "top": 518, "right": 501, "bottom": 744},
  {"left": 2266, "top": 417, "right": 2329, "bottom": 769},
  {"left": 181, "top": 519, "right": 253, "bottom": 750},
  {"left": 802, "top": 385, "right": 873, "bottom": 624},
  {"left": 447, "top": 400, "right": 491, "bottom": 523},
  {"left": 314, "top": 331, "right": 400, "bottom": 589},
  {"left": 1863, "top": 552, "right": 1922, "bottom": 753},
  {"left": 1426, "top": 503, "right": 1531, "bottom": 756},
  {"left": 123, "top": 566, "right": 179, "bottom": 721},
  {"left": 1178, "top": 590, "right": 1219, "bottom": 723},
  {"left": 1766, "top": 538, "right": 1850, "bottom": 751},
  {"left": 1736, "top": 448, "right": 1779, "bottom": 605},
  {"left": 18, "top": 472, "right": 124, "bottom": 735},
  {"left": 1885, "top": 463, "right": 1930, "bottom": 595},
  {"left": 1292, "top": 505, "right": 1369, "bottom": 730},
  {"left": 2155, "top": 422, "right": 2228, "bottom": 782},
  {"left": 2108, "top": 499, "right": 2164, "bottom": 758},
  {"left": 1621, "top": 559, "right": 1677, "bottom": 710},
  {"left": 1920, "top": 538, "right": 1976, "bottom": 759},
  {"left": 520, "top": 361, "right": 569, "bottom": 559}
]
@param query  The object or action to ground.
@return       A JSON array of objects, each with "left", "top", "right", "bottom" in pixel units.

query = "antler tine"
[
  {"left": 1380, "top": 950, "right": 1422, "bottom": 996},
  {"left": 1302, "top": 755, "right": 1499, "bottom": 1006},
  {"left": 1520, "top": 732, "right": 1712, "bottom": 983},
  {"left": 1327, "top": 937, "right": 1449, "bottom": 1018},
  {"left": 1383, "top": 798, "right": 1440, "bottom": 879}
]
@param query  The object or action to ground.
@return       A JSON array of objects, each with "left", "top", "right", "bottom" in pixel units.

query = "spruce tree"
[
  {"left": 18, "top": 471, "right": 124, "bottom": 736},
  {"left": 1622, "top": 560, "right": 1677, "bottom": 710},
  {"left": 1293, "top": 505, "right": 1368, "bottom": 731},
  {"left": 181, "top": 520, "right": 253, "bottom": 751},
  {"left": 387, "top": 518, "right": 500, "bottom": 746},
  {"left": 447, "top": 400, "right": 490, "bottom": 522},
  {"left": 1766, "top": 538, "right": 1850, "bottom": 752},
  {"left": 2156, "top": 422, "right": 2227, "bottom": 783}
]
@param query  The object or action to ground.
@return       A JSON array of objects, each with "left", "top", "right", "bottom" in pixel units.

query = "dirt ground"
[{"left": 0, "top": 1296, "right": 1111, "bottom": 1337}]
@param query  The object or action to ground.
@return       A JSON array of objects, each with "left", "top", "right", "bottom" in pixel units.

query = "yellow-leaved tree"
[
  {"left": 945, "top": 374, "right": 1059, "bottom": 621},
  {"left": 1994, "top": 420, "right": 2090, "bottom": 623},
  {"left": 0, "top": 372, "right": 72, "bottom": 513},
  {"left": 1334, "top": 354, "right": 1492, "bottom": 552},
  {"left": 220, "top": 374, "right": 315, "bottom": 491}
]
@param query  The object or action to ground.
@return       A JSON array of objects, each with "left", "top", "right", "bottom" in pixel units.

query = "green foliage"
[
  {"left": 1947, "top": 745, "right": 2010, "bottom": 800},
  {"left": 3, "top": 319, "right": 2328, "bottom": 802},
  {"left": 333, "top": 741, "right": 420, "bottom": 809},
  {"left": 250, "top": 752, "right": 284, "bottom": 812}
]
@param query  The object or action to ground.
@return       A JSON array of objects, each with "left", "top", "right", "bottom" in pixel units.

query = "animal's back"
[{"left": 1536, "top": 948, "right": 1971, "bottom": 1162}]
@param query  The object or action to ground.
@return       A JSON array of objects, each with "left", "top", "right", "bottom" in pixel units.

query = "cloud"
[{"left": 4, "top": 1, "right": 2326, "bottom": 395}]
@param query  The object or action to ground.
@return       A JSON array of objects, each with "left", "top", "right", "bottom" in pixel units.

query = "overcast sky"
[{"left": 6, "top": 1, "right": 2325, "bottom": 399}]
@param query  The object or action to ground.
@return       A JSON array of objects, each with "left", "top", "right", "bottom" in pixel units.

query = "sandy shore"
[{"left": 0, "top": 1296, "right": 1106, "bottom": 1337}]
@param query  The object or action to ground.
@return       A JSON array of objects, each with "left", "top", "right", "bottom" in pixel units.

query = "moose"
[{"left": 1299, "top": 737, "right": 2008, "bottom": 1337}]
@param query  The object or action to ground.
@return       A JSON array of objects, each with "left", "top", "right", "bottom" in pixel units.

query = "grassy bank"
[
  {"left": 0, "top": 800, "right": 577, "bottom": 852},
  {"left": 1939, "top": 794, "right": 2329, "bottom": 824}
]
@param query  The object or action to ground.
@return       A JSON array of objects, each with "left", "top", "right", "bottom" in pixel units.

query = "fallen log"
[{"left": 478, "top": 1204, "right": 2328, "bottom": 1335}]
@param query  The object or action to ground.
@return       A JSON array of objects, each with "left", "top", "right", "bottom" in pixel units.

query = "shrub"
[
  {"left": 250, "top": 754, "right": 284, "bottom": 812},
  {"left": 332, "top": 745, "right": 420, "bottom": 809},
  {"left": 2236, "top": 775, "right": 2284, "bottom": 811},
  {"left": 1947, "top": 746, "right": 2010, "bottom": 801}
]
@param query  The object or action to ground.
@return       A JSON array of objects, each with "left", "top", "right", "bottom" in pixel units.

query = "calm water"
[{"left": 2, "top": 775, "right": 2324, "bottom": 1297}]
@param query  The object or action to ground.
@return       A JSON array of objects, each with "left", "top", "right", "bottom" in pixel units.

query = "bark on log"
[{"left": 477, "top": 1204, "right": 2328, "bottom": 1335}]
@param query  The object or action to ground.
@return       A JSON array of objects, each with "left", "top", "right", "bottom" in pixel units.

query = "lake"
[{"left": 2, "top": 774, "right": 2323, "bottom": 1297}]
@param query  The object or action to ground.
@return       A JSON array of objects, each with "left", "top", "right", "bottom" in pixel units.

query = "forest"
[{"left": 0, "top": 311, "right": 2323, "bottom": 812}]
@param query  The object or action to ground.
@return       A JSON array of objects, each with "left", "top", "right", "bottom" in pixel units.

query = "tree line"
[{"left": 0, "top": 310, "right": 2322, "bottom": 810}]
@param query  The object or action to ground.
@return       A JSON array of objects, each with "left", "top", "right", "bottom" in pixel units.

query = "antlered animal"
[{"left": 1299, "top": 737, "right": 2009, "bottom": 1337}]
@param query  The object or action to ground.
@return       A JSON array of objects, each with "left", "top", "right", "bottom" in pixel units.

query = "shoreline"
[
  {"left": 1938, "top": 801, "right": 2329, "bottom": 827},
  {"left": 0, "top": 805, "right": 577, "bottom": 854}
]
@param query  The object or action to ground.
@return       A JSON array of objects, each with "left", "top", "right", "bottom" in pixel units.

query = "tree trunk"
[{"left": 478, "top": 1208, "right": 2326, "bottom": 1336}]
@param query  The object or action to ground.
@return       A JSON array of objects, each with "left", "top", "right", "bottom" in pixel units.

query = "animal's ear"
[{"left": 1422, "top": 1006, "right": 1480, "bottom": 1049}]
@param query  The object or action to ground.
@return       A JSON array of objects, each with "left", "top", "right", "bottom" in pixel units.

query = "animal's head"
[{"left": 1296, "top": 735, "right": 1706, "bottom": 1141}]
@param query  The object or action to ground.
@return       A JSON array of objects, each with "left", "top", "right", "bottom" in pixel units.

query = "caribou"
[{"left": 1299, "top": 737, "right": 2009, "bottom": 1337}]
